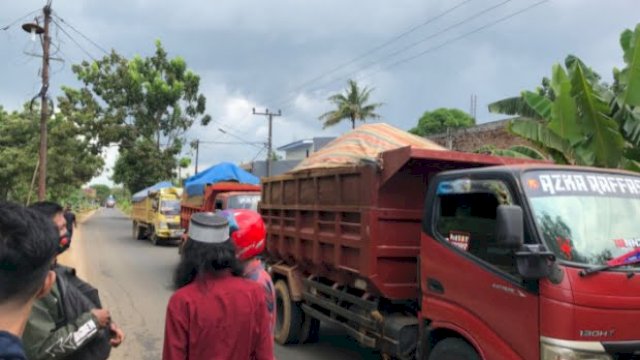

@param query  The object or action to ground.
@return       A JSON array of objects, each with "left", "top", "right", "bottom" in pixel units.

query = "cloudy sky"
[{"left": 1, "top": 0, "right": 638, "bottom": 186}]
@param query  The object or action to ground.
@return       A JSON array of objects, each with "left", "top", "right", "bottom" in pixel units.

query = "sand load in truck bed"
[{"left": 291, "top": 123, "right": 446, "bottom": 172}]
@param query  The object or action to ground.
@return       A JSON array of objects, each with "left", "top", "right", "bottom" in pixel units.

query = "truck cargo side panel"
[{"left": 264, "top": 165, "right": 425, "bottom": 300}]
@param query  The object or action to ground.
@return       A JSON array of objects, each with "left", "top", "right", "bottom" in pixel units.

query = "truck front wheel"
[
  {"left": 274, "top": 280, "right": 303, "bottom": 345},
  {"left": 428, "top": 338, "right": 479, "bottom": 360}
]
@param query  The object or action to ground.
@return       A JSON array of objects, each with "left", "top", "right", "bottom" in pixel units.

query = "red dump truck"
[
  {"left": 261, "top": 146, "right": 640, "bottom": 359},
  {"left": 180, "top": 182, "right": 261, "bottom": 231}
]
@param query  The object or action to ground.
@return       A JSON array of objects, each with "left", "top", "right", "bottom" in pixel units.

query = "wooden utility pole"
[
  {"left": 23, "top": 2, "right": 53, "bottom": 201},
  {"left": 252, "top": 108, "right": 281, "bottom": 177},
  {"left": 38, "top": 3, "right": 51, "bottom": 201}
]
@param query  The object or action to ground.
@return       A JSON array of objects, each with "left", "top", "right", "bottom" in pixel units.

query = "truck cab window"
[{"left": 435, "top": 179, "right": 519, "bottom": 276}]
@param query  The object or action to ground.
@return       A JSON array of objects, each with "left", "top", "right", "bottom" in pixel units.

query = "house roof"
[{"left": 276, "top": 139, "right": 314, "bottom": 151}]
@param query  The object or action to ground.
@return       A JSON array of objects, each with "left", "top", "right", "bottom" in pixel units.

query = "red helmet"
[{"left": 219, "top": 209, "right": 266, "bottom": 260}]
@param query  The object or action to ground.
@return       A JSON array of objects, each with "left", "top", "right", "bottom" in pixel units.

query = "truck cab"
[
  {"left": 420, "top": 165, "right": 640, "bottom": 359},
  {"left": 212, "top": 191, "right": 261, "bottom": 211}
]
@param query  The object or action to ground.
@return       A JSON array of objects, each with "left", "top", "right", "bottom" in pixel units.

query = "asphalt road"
[{"left": 72, "top": 207, "right": 381, "bottom": 359}]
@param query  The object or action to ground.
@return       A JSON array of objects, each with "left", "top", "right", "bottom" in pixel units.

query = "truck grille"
[
  {"left": 168, "top": 223, "right": 181, "bottom": 230},
  {"left": 603, "top": 341, "right": 640, "bottom": 359}
]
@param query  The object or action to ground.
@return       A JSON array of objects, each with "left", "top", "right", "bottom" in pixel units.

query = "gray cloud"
[{"left": 1, "top": 0, "right": 638, "bottom": 186}]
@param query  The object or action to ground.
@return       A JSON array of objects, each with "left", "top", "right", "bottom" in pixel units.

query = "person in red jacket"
[{"left": 163, "top": 212, "right": 274, "bottom": 360}]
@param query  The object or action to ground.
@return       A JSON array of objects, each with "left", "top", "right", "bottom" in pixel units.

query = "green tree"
[
  {"left": 60, "top": 40, "right": 211, "bottom": 193},
  {"left": 319, "top": 79, "right": 382, "bottom": 129},
  {"left": 113, "top": 138, "right": 179, "bottom": 193},
  {"left": 488, "top": 23, "right": 640, "bottom": 169},
  {"left": 91, "top": 184, "right": 112, "bottom": 204},
  {"left": 408, "top": 108, "right": 475, "bottom": 136},
  {"left": 0, "top": 105, "right": 104, "bottom": 202}
]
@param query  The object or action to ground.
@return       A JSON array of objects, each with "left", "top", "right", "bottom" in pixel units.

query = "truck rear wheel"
[
  {"left": 274, "top": 280, "right": 303, "bottom": 345},
  {"left": 428, "top": 338, "right": 479, "bottom": 360},
  {"left": 300, "top": 315, "right": 320, "bottom": 344},
  {"left": 132, "top": 222, "right": 144, "bottom": 240}
]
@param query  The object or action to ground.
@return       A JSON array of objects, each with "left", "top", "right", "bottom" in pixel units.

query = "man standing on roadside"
[
  {"left": 163, "top": 212, "right": 274, "bottom": 360},
  {"left": 0, "top": 202, "right": 58, "bottom": 360},
  {"left": 63, "top": 205, "right": 77, "bottom": 244},
  {"left": 24, "top": 201, "right": 125, "bottom": 360}
]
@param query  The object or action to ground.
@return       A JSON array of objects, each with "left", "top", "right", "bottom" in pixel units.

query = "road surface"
[{"left": 64, "top": 207, "right": 380, "bottom": 359}]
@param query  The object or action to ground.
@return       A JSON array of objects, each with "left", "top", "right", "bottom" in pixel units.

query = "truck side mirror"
[
  {"left": 516, "top": 244, "right": 556, "bottom": 280},
  {"left": 496, "top": 205, "right": 524, "bottom": 248}
]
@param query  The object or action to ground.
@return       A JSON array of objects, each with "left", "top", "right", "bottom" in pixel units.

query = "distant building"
[
  {"left": 276, "top": 137, "right": 336, "bottom": 160},
  {"left": 241, "top": 136, "right": 336, "bottom": 177},
  {"left": 426, "top": 118, "right": 532, "bottom": 152}
]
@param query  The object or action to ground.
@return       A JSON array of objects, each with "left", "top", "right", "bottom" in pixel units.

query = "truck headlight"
[
  {"left": 541, "top": 342, "right": 612, "bottom": 360},
  {"left": 158, "top": 222, "right": 168, "bottom": 229}
]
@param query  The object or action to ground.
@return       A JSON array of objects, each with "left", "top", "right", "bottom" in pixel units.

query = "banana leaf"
[{"left": 570, "top": 63, "right": 625, "bottom": 168}]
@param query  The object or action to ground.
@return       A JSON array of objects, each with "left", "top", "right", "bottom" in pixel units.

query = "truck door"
[{"left": 422, "top": 176, "right": 539, "bottom": 359}]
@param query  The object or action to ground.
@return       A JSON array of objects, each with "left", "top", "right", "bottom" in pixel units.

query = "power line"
[
  {"left": 53, "top": 13, "right": 109, "bottom": 55},
  {"left": 217, "top": 127, "right": 265, "bottom": 149},
  {"left": 276, "top": 0, "right": 549, "bottom": 114},
  {"left": 272, "top": 0, "right": 516, "bottom": 111},
  {"left": 373, "top": 0, "right": 549, "bottom": 74},
  {"left": 199, "top": 141, "right": 264, "bottom": 145},
  {"left": 51, "top": 18, "right": 97, "bottom": 61},
  {"left": 264, "top": 0, "right": 475, "bottom": 106},
  {"left": 1, "top": 8, "right": 40, "bottom": 31}
]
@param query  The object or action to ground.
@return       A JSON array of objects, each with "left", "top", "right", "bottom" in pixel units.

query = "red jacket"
[{"left": 163, "top": 273, "right": 274, "bottom": 360}]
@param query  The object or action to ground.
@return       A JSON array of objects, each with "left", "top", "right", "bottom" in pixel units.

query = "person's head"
[
  {"left": 0, "top": 202, "right": 57, "bottom": 321},
  {"left": 65, "top": 204, "right": 72, "bottom": 212},
  {"left": 174, "top": 212, "right": 242, "bottom": 289},
  {"left": 218, "top": 209, "right": 266, "bottom": 261},
  {"left": 29, "top": 201, "right": 69, "bottom": 253}
]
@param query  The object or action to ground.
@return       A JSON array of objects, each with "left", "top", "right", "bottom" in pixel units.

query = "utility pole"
[
  {"left": 23, "top": 1, "right": 52, "bottom": 201},
  {"left": 194, "top": 139, "right": 200, "bottom": 174},
  {"left": 252, "top": 108, "right": 281, "bottom": 177},
  {"left": 470, "top": 94, "right": 477, "bottom": 121}
]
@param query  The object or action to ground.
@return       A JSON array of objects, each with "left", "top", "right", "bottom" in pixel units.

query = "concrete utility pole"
[
  {"left": 252, "top": 108, "right": 281, "bottom": 177},
  {"left": 23, "top": 1, "right": 52, "bottom": 201}
]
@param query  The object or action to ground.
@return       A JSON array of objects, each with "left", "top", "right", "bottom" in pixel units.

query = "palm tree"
[{"left": 319, "top": 79, "right": 383, "bottom": 129}]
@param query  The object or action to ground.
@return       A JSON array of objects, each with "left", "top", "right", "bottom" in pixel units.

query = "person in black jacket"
[
  {"left": 0, "top": 202, "right": 58, "bottom": 360},
  {"left": 23, "top": 201, "right": 124, "bottom": 360}
]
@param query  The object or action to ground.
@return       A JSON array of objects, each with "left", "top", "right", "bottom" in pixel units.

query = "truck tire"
[
  {"left": 428, "top": 338, "right": 479, "bottom": 360},
  {"left": 133, "top": 222, "right": 144, "bottom": 240},
  {"left": 299, "top": 316, "right": 320, "bottom": 344},
  {"left": 274, "top": 280, "right": 303, "bottom": 345},
  {"left": 150, "top": 229, "right": 159, "bottom": 246}
]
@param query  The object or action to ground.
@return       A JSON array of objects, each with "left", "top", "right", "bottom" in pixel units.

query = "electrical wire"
[
  {"left": 272, "top": 0, "right": 516, "bottom": 111},
  {"left": 51, "top": 18, "right": 97, "bottom": 61},
  {"left": 53, "top": 13, "right": 109, "bottom": 55},
  {"left": 217, "top": 129, "right": 265, "bottom": 149},
  {"left": 1, "top": 8, "right": 40, "bottom": 31},
  {"left": 275, "top": 0, "right": 549, "bottom": 114},
  {"left": 263, "top": 0, "right": 475, "bottom": 105}
]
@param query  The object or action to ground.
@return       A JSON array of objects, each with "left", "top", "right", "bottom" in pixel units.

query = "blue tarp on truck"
[
  {"left": 184, "top": 162, "right": 260, "bottom": 196},
  {"left": 131, "top": 181, "right": 174, "bottom": 203}
]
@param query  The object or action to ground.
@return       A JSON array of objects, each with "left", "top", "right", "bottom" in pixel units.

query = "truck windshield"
[
  {"left": 523, "top": 170, "right": 640, "bottom": 267},
  {"left": 227, "top": 194, "right": 260, "bottom": 210},
  {"left": 160, "top": 200, "right": 180, "bottom": 216}
]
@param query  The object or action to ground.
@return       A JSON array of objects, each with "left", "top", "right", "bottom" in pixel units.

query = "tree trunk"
[{"left": 351, "top": 116, "right": 356, "bottom": 129}]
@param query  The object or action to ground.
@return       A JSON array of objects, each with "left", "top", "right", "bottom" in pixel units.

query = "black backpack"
[{"left": 54, "top": 266, "right": 112, "bottom": 360}]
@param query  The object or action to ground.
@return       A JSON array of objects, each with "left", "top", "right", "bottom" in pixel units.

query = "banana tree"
[{"left": 488, "top": 23, "right": 640, "bottom": 171}]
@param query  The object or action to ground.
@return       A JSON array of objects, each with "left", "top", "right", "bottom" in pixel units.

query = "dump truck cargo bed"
[{"left": 261, "top": 147, "right": 536, "bottom": 300}]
